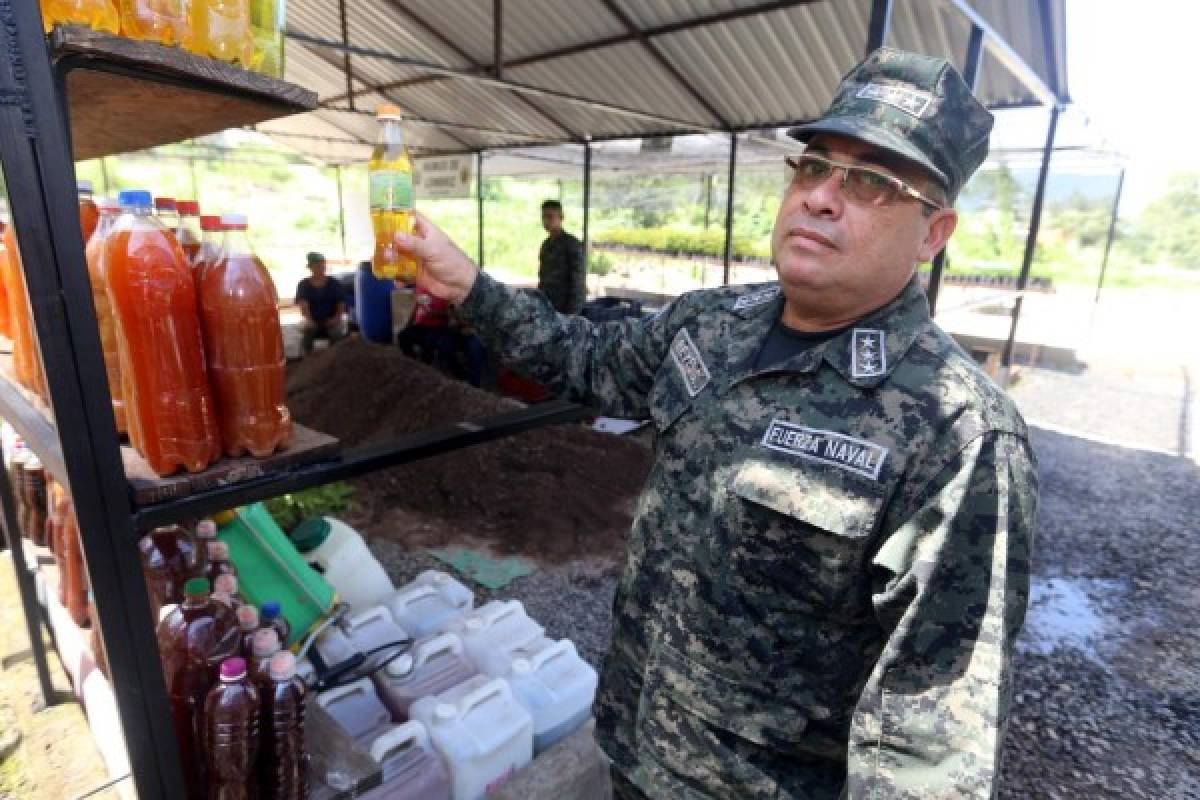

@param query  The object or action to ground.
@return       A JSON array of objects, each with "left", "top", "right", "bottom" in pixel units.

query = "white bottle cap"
[
  {"left": 195, "top": 519, "right": 217, "bottom": 539},
  {"left": 269, "top": 651, "right": 298, "bottom": 682},
  {"left": 252, "top": 628, "right": 281, "bottom": 657},
  {"left": 214, "top": 574, "right": 238, "bottom": 595},
  {"left": 385, "top": 654, "right": 415, "bottom": 678},
  {"left": 236, "top": 605, "right": 259, "bottom": 631},
  {"left": 77, "top": 180, "right": 93, "bottom": 194},
  {"left": 220, "top": 213, "right": 248, "bottom": 227}
]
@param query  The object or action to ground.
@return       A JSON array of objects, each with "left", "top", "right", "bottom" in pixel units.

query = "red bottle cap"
[
  {"left": 220, "top": 657, "right": 248, "bottom": 680},
  {"left": 199, "top": 215, "right": 222, "bottom": 232},
  {"left": 177, "top": 200, "right": 200, "bottom": 215},
  {"left": 220, "top": 213, "right": 248, "bottom": 231},
  {"left": 154, "top": 197, "right": 177, "bottom": 211}
]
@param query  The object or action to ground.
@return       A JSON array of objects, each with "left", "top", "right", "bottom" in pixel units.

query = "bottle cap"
[
  {"left": 261, "top": 600, "right": 282, "bottom": 620},
  {"left": 236, "top": 605, "right": 259, "bottom": 631},
  {"left": 25, "top": 456, "right": 42, "bottom": 471},
  {"left": 183, "top": 577, "right": 211, "bottom": 597},
  {"left": 220, "top": 657, "right": 247, "bottom": 680},
  {"left": 252, "top": 628, "right": 281, "bottom": 657},
  {"left": 176, "top": 200, "right": 200, "bottom": 215},
  {"left": 214, "top": 574, "right": 238, "bottom": 595},
  {"left": 289, "top": 517, "right": 331, "bottom": 552},
  {"left": 220, "top": 213, "right": 248, "bottom": 229},
  {"left": 207, "top": 540, "right": 230, "bottom": 560},
  {"left": 212, "top": 591, "right": 232, "bottom": 606},
  {"left": 433, "top": 703, "right": 456, "bottom": 722},
  {"left": 268, "top": 651, "right": 298, "bottom": 681},
  {"left": 385, "top": 654, "right": 414, "bottom": 678},
  {"left": 376, "top": 103, "right": 403, "bottom": 119},
  {"left": 199, "top": 215, "right": 222, "bottom": 232},
  {"left": 117, "top": 190, "right": 152, "bottom": 209},
  {"left": 195, "top": 519, "right": 217, "bottom": 539},
  {"left": 154, "top": 197, "right": 177, "bottom": 211},
  {"left": 77, "top": 180, "right": 93, "bottom": 195}
]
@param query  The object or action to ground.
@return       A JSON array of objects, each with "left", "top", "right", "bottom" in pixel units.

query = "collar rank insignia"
[{"left": 851, "top": 328, "right": 887, "bottom": 379}]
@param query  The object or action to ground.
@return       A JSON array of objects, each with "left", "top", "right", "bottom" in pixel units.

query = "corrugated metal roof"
[{"left": 277, "top": 0, "right": 1069, "bottom": 164}]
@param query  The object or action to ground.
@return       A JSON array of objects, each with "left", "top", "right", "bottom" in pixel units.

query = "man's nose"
[{"left": 801, "top": 168, "right": 845, "bottom": 218}]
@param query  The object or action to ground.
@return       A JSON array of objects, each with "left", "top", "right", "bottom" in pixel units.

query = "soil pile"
[{"left": 286, "top": 337, "right": 652, "bottom": 563}]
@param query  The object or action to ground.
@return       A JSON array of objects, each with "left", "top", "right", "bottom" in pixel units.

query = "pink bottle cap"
[
  {"left": 236, "top": 605, "right": 259, "bottom": 630},
  {"left": 207, "top": 541, "right": 229, "bottom": 560},
  {"left": 252, "top": 628, "right": 281, "bottom": 657},
  {"left": 220, "top": 657, "right": 247, "bottom": 680},
  {"left": 268, "top": 651, "right": 297, "bottom": 682},
  {"left": 214, "top": 574, "right": 238, "bottom": 595},
  {"left": 195, "top": 519, "right": 218, "bottom": 539}
]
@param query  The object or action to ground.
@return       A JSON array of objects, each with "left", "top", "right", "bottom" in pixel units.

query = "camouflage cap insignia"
[
  {"left": 851, "top": 328, "right": 887, "bottom": 379},
  {"left": 669, "top": 328, "right": 711, "bottom": 397},
  {"left": 732, "top": 286, "right": 779, "bottom": 311}
]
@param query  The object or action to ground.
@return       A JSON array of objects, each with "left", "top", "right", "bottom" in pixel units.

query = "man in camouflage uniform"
[
  {"left": 537, "top": 199, "right": 587, "bottom": 314},
  {"left": 398, "top": 48, "right": 1038, "bottom": 800}
]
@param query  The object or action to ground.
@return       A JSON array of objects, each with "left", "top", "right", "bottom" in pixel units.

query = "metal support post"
[
  {"left": 928, "top": 23, "right": 984, "bottom": 316},
  {"left": 866, "top": 0, "right": 893, "bottom": 53},
  {"left": 335, "top": 164, "right": 347, "bottom": 263},
  {"left": 477, "top": 151, "right": 485, "bottom": 268},
  {"left": 0, "top": 464, "right": 55, "bottom": 710},
  {"left": 582, "top": 141, "right": 592, "bottom": 269},
  {"left": 1093, "top": 167, "right": 1125, "bottom": 305},
  {"left": 1001, "top": 105, "right": 1059, "bottom": 373},
  {"left": 722, "top": 133, "right": 738, "bottom": 285},
  {"left": 338, "top": 0, "right": 355, "bottom": 111}
]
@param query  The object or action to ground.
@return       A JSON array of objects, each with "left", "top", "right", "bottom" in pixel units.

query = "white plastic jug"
[
  {"left": 373, "top": 632, "right": 479, "bottom": 722},
  {"left": 504, "top": 639, "right": 598, "bottom": 754},
  {"left": 410, "top": 676, "right": 533, "bottom": 800},
  {"left": 290, "top": 516, "right": 394, "bottom": 611},
  {"left": 358, "top": 721, "right": 453, "bottom": 800},
  {"left": 316, "top": 676, "right": 396, "bottom": 746},
  {"left": 446, "top": 600, "right": 545, "bottom": 673},
  {"left": 314, "top": 605, "right": 409, "bottom": 671},
  {"left": 385, "top": 570, "right": 474, "bottom": 638}
]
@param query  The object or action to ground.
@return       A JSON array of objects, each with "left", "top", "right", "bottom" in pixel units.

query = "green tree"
[{"left": 1137, "top": 173, "right": 1200, "bottom": 269}]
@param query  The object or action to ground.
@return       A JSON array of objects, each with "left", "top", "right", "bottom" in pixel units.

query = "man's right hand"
[{"left": 394, "top": 212, "right": 480, "bottom": 306}]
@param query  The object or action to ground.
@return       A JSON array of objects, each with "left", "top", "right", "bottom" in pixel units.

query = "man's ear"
[{"left": 917, "top": 208, "right": 957, "bottom": 263}]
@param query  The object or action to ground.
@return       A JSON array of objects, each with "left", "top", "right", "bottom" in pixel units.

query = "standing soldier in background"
[
  {"left": 537, "top": 199, "right": 587, "bottom": 314},
  {"left": 399, "top": 49, "right": 1038, "bottom": 800}
]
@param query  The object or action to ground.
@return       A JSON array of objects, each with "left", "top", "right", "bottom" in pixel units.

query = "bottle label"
[{"left": 370, "top": 170, "right": 414, "bottom": 211}]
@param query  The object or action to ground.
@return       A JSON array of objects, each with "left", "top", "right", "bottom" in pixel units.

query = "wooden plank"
[
  {"left": 123, "top": 424, "right": 341, "bottom": 506},
  {"left": 49, "top": 25, "right": 316, "bottom": 161}
]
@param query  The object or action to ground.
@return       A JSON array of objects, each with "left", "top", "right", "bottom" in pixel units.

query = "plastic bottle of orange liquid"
[
  {"left": 192, "top": 0, "right": 250, "bottom": 65},
  {"left": 78, "top": 181, "right": 99, "bottom": 244},
  {"left": 40, "top": 0, "right": 119, "bottom": 34},
  {"left": 84, "top": 200, "right": 127, "bottom": 434},
  {"left": 191, "top": 214, "right": 223, "bottom": 281},
  {"left": 118, "top": 0, "right": 191, "bottom": 48},
  {"left": 369, "top": 105, "right": 419, "bottom": 281},
  {"left": 1, "top": 223, "right": 48, "bottom": 399},
  {"left": 0, "top": 224, "right": 13, "bottom": 341},
  {"left": 198, "top": 213, "right": 291, "bottom": 458},
  {"left": 175, "top": 200, "right": 203, "bottom": 263},
  {"left": 104, "top": 190, "right": 220, "bottom": 476}
]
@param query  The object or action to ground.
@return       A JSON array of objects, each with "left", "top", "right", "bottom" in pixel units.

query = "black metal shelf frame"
[{"left": 0, "top": 4, "right": 582, "bottom": 797}]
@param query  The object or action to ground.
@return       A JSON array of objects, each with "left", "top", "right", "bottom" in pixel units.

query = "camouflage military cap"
[{"left": 788, "top": 47, "right": 994, "bottom": 201}]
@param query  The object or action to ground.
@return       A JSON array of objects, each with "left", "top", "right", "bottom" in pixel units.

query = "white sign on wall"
[{"left": 413, "top": 155, "right": 475, "bottom": 199}]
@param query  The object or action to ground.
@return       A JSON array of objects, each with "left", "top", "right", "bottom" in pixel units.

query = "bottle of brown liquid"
[
  {"left": 157, "top": 577, "right": 241, "bottom": 800},
  {"left": 22, "top": 457, "right": 46, "bottom": 546},
  {"left": 204, "top": 656, "right": 261, "bottom": 800},
  {"left": 205, "top": 540, "right": 238, "bottom": 587},
  {"left": 60, "top": 499, "right": 89, "bottom": 627},
  {"left": 248, "top": 627, "right": 281, "bottom": 691},
  {"left": 212, "top": 573, "right": 244, "bottom": 611},
  {"left": 191, "top": 518, "right": 217, "bottom": 579},
  {"left": 234, "top": 604, "right": 260, "bottom": 659},
  {"left": 140, "top": 525, "right": 195, "bottom": 621},
  {"left": 260, "top": 650, "right": 309, "bottom": 800}
]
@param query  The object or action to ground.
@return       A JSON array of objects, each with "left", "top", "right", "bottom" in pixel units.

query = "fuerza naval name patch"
[{"left": 761, "top": 419, "right": 888, "bottom": 480}]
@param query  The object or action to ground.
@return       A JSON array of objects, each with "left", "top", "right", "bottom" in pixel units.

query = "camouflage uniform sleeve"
[
  {"left": 568, "top": 236, "right": 587, "bottom": 315},
  {"left": 846, "top": 431, "right": 1038, "bottom": 799},
  {"left": 457, "top": 270, "right": 680, "bottom": 418}
]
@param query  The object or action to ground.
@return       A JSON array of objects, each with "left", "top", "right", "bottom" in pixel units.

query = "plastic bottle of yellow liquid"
[
  {"left": 191, "top": 0, "right": 250, "bottom": 64},
  {"left": 40, "top": 0, "right": 119, "bottom": 34},
  {"left": 118, "top": 0, "right": 192, "bottom": 49},
  {"left": 248, "top": 0, "right": 285, "bottom": 78},
  {"left": 369, "top": 105, "right": 418, "bottom": 282}
]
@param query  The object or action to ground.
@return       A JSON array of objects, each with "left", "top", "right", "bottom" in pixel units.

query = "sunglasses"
[{"left": 785, "top": 153, "right": 944, "bottom": 211}]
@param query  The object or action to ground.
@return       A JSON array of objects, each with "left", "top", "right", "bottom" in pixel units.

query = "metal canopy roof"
[{"left": 259, "top": 0, "right": 1069, "bottom": 165}]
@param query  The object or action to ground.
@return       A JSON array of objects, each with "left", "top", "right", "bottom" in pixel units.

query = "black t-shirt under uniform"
[{"left": 295, "top": 277, "right": 345, "bottom": 325}]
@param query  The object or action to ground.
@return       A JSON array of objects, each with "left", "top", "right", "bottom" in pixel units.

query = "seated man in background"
[{"left": 296, "top": 251, "right": 347, "bottom": 354}]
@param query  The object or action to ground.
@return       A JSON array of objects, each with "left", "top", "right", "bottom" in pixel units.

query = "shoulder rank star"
[{"left": 851, "top": 329, "right": 887, "bottom": 379}]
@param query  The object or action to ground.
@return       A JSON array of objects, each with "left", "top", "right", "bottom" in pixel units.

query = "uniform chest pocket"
[{"left": 728, "top": 455, "right": 885, "bottom": 618}]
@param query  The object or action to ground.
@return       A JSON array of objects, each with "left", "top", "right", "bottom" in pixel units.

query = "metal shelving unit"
[{"left": 0, "top": 6, "right": 582, "bottom": 798}]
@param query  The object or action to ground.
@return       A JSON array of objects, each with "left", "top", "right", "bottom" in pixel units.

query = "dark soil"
[{"left": 286, "top": 336, "right": 652, "bottom": 563}]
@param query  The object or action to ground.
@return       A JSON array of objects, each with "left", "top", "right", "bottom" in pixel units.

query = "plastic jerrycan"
[
  {"left": 313, "top": 605, "right": 408, "bottom": 671},
  {"left": 217, "top": 503, "right": 335, "bottom": 647},
  {"left": 383, "top": 576, "right": 473, "bottom": 640},
  {"left": 372, "top": 632, "right": 478, "bottom": 722},
  {"left": 447, "top": 600, "right": 547, "bottom": 675},
  {"left": 104, "top": 189, "right": 221, "bottom": 476},
  {"left": 316, "top": 676, "right": 395, "bottom": 747},
  {"left": 198, "top": 213, "right": 292, "bottom": 458},
  {"left": 503, "top": 639, "right": 598, "bottom": 754},
  {"left": 290, "top": 516, "right": 394, "bottom": 611},
  {"left": 410, "top": 676, "right": 533, "bottom": 800},
  {"left": 359, "top": 720, "right": 452, "bottom": 800}
]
